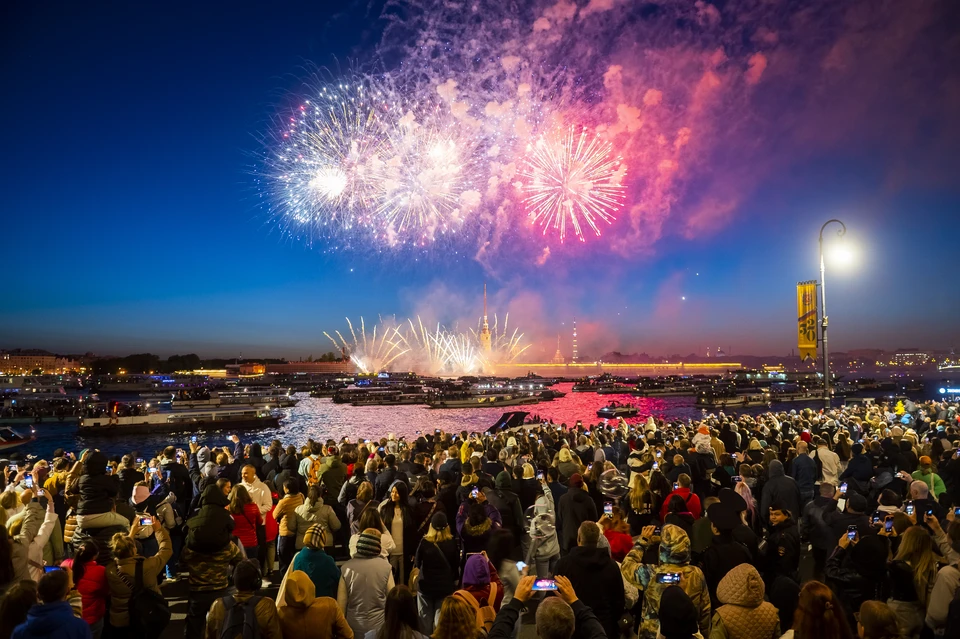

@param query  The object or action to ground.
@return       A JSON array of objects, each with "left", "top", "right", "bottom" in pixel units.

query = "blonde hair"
[
  {"left": 433, "top": 595, "right": 478, "bottom": 639},
  {"left": 110, "top": 533, "right": 137, "bottom": 559},
  {"left": 894, "top": 526, "right": 939, "bottom": 605},
  {"left": 424, "top": 523, "right": 453, "bottom": 543}
]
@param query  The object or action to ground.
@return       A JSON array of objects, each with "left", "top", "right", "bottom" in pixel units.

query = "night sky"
[{"left": 3, "top": 1, "right": 959, "bottom": 360}]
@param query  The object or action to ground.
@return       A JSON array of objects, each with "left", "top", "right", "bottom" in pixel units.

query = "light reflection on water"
[{"left": 19, "top": 382, "right": 827, "bottom": 459}]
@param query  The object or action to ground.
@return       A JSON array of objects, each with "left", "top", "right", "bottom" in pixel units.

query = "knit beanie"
[
  {"left": 658, "top": 586, "right": 699, "bottom": 638},
  {"left": 495, "top": 471, "right": 513, "bottom": 490},
  {"left": 355, "top": 529, "right": 382, "bottom": 557},
  {"left": 568, "top": 473, "right": 583, "bottom": 488},
  {"left": 303, "top": 524, "right": 326, "bottom": 549},
  {"left": 430, "top": 511, "right": 448, "bottom": 531}
]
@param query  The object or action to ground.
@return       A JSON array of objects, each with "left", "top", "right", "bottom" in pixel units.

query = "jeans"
[
  {"left": 165, "top": 531, "right": 183, "bottom": 578},
  {"left": 417, "top": 592, "right": 442, "bottom": 635},
  {"left": 185, "top": 588, "right": 228, "bottom": 639},
  {"left": 89, "top": 617, "right": 104, "bottom": 639},
  {"left": 533, "top": 554, "right": 558, "bottom": 579},
  {"left": 277, "top": 535, "right": 296, "bottom": 575}
]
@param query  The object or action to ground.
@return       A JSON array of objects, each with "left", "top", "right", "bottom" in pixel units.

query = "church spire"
[{"left": 479, "top": 282, "right": 492, "bottom": 354}]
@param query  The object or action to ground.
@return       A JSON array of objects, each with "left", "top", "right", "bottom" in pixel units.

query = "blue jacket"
[
  {"left": 292, "top": 546, "right": 341, "bottom": 599},
  {"left": 12, "top": 601, "right": 91, "bottom": 639},
  {"left": 791, "top": 454, "right": 817, "bottom": 493}
]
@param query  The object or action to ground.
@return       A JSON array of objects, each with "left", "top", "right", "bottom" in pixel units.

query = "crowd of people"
[{"left": 0, "top": 396, "right": 959, "bottom": 639}]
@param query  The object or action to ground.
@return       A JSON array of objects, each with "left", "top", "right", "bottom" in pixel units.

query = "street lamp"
[{"left": 819, "top": 219, "right": 847, "bottom": 410}]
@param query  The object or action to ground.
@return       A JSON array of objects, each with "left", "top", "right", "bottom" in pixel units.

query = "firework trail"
[
  {"left": 470, "top": 313, "right": 531, "bottom": 367},
  {"left": 323, "top": 317, "right": 409, "bottom": 374},
  {"left": 519, "top": 126, "right": 626, "bottom": 243}
]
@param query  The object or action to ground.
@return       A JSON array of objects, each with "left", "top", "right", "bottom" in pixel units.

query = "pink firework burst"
[{"left": 519, "top": 126, "right": 626, "bottom": 243}]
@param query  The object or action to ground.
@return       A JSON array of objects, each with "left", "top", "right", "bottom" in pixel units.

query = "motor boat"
[{"left": 596, "top": 401, "right": 638, "bottom": 418}]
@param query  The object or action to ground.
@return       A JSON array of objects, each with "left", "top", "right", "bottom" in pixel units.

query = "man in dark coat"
[
  {"left": 697, "top": 503, "right": 754, "bottom": 609},
  {"left": 791, "top": 442, "right": 818, "bottom": 507},
  {"left": 374, "top": 454, "right": 403, "bottom": 501},
  {"left": 557, "top": 473, "right": 598, "bottom": 552},
  {"left": 760, "top": 460, "right": 802, "bottom": 529},
  {"left": 802, "top": 482, "right": 840, "bottom": 579},
  {"left": 483, "top": 471, "right": 526, "bottom": 555},
  {"left": 764, "top": 501, "right": 801, "bottom": 587},
  {"left": 553, "top": 521, "right": 625, "bottom": 639}
]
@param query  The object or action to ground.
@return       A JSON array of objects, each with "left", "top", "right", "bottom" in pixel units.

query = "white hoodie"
[{"left": 242, "top": 478, "right": 273, "bottom": 515}]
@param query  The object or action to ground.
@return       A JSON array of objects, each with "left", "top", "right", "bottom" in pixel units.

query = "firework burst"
[
  {"left": 519, "top": 126, "right": 626, "bottom": 243},
  {"left": 470, "top": 313, "right": 531, "bottom": 368},
  {"left": 436, "top": 332, "right": 481, "bottom": 375},
  {"left": 399, "top": 316, "right": 449, "bottom": 374},
  {"left": 323, "top": 317, "right": 409, "bottom": 374}
]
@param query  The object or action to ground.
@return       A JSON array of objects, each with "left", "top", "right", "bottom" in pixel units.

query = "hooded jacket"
[
  {"left": 554, "top": 543, "right": 626, "bottom": 639},
  {"left": 11, "top": 601, "right": 91, "bottom": 639},
  {"left": 528, "top": 486, "right": 560, "bottom": 559},
  {"left": 483, "top": 472, "right": 525, "bottom": 541},
  {"left": 186, "top": 484, "right": 235, "bottom": 552},
  {"left": 293, "top": 499, "right": 342, "bottom": 549},
  {"left": 557, "top": 487, "right": 599, "bottom": 551},
  {"left": 78, "top": 451, "right": 120, "bottom": 515},
  {"left": 204, "top": 591, "right": 282, "bottom": 639},
  {"left": 711, "top": 564, "right": 780, "bottom": 639},
  {"left": 277, "top": 570, "right": 354, "bottom": 639},
  {"left": 823, "top": 536, "right": 891, "bottom": 629},
  {"left": 759, "top": 461, "right": 801, "bottom": 522},
  {"left": 320, "top": 456, "right": 347, "bottom": 498}
]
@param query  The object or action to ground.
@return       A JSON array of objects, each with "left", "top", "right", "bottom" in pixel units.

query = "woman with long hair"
[
  {"left": 734, "top": 480, "right": 760, "bottom": 533},
  {"left": 71, "top": 540, "right": 109, "bottom": 639},
  {"left": 414, "top": 512, "right": 460, "bottom": 634},
  {"left": 855, "top": 601, "right": 899, "bottom": 639},
  {"left": 348, "top": 481, "right": 374, "bottom": 535},
  {"left": 431, "top": 595, "right": 478, "bottom": 639},
  {"left": 349, "top": 507, "right": 396, "bottom": 558},
  {"left": 368, "top": 585, "right": 428, "bottom": 639},
  {"left": 664, "top": 494, "right": 694, "bottom": 535},
  {"left": 380, "top": 481, "right": 416, "bottom": 585},
  {"left": 625, "top": 472, "right": 655, "bottom": 535},
  {"left": 228, "top": 484, "right": 262, "bottom": 561},
  {"left": 599, "top": 505, "right": 633, "bottom": 561},
  {"left": 782, "top": 580, "right": 854, "bottom": 639},
  {"left": 0, "top": 580, "right": 36, "bottom": 639},
  {"left": 887, "top": 526, "right": 938, "bottom": 637}
]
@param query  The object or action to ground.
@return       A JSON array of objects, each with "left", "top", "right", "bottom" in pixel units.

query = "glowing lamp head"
[{"left": 829, "top": 241, "right": 854, "bottom": 266}]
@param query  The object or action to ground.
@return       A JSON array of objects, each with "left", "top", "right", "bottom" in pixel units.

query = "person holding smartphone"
[{"left": 105, "top": 514, "right": 173, "bottom": 633}]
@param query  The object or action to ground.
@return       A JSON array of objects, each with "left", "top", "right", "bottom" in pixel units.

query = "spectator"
[
  {"left": 413, "top": 512, "right": 460, "bottom": 634},
  {"left": 698, "top": 502, "right": 754, "bottom": 609},
  {"left": 664, "top": 494, "right": 696, "bottom": 535},
  {"left": 659, "top": 474, "right": 702, "bottom": 521},
  {"left": 887, "top": 526, "right": 938, "bottom": 637},
  {"left": 69, "top": 540, "right": 108, "bottom": 639},
  {"left": 379, "top": 480, "right": 416, "bottom": 586},
  {"left": 457, "top": 498, "right": 500, "bottom": 556},
  {"left": 912, "top": 456, "right": 947, "bottom": 499},
  {"left": 487, "top": 575, "right": 607, "bottom": 639},
  {"left": 274, "top": 478, "right": 304, "bottom": 575},
  {"left": 709, "top": 563, "right": 780, "bottom": 639},
  {"left": 527, "top": 479, "right": 560, "bottom": 577},
  {"left": 365, "top": 585, "right": 427, "bottom": 639},
  {"left": 824, "top": 492, "right": 873, "bottom": 549},
  {"left": 812, "top": 438, "right": 841, "bottom": 487},
  {"left": 431, "top": 595, "right": 479, "bottom": 639},
  {"left": 483, "top": 472, "right": 525, "bottom": 558},
  {"left": 760, "top": 461, "right": 801, "bottom": 529},
  {"left": 691, "top": 496, "right": 720, "bottom": 554},
  {"left": 792, "top": 442, "right": 818, "bottom": 507},
  {"left": 557, "top": 448, "right": 580, "bottom": 480},
  {"left": 657, "top": 585, "right": 702, "bottom": 639},
  {"left": 181, "top": 537, "right": 244, "bottom": 639},
  {"left": 779, "top": 580, "right": 853, "bottom": 639},
  {"left": 240, "top": 463, "right": 273, "bottom": 516},
  {"left": 621, "top": 523, "right": 711, "bottom": 639},
  {"left": 276, "top": 569, "right": 354, "bottom": 639},
  {"left": 338, "top": 529, "right": 396, "bottom": 638},
  {"left": 320, "top": 447, "right": 347, "bottom": 499},
  {"left": 204, "top": 559, "right": 282, "bottom": 639},
  {"left": 227, "top": 484, "right": 262, "bottom": 564},
  {"left": 349, "top": 508, "right": 396, "bottom": 559},
  {"left": 856, "top": 601, "right": 901, "bottom": 639},
  {"left": 667, "top": 454, "right": 692, "bottom": 483},
  {"left": 456, "top": 553, "right": 504, "bottom": 617},
  {"left": 557, "top": 474, "right": 598, "bottom": 552},
  {"left": 185, "top": 484, "right": 235, "bottom": 553},
  {"left": 599, "top": 504, "right": 633, "bottom": 562},
  {"left": 293, "top": 484, "right": 341, "bottom": 552},
  {"left": 76, "top": 451, "right": 126, "bottom": 531},
  {"left": 347, "top": 481, "right": 374, "bottom": 535},
  {"left": 823, "top": 532, "right": 890, "bottom": 629},
  {"left": 292, "top": 524, "right": 340, "bottom": 599},
  {"left": 764, "top": 501, "right": 801, "bottom": 586},
  {"left": 546, "top": 466, "right": 568, "bottom": 505},
  {"left": 105, "top": 515, "right": 172, "bottom": 632},
  {"left": 11, "top": 569, "right": 90, "bottom": 639},
  {"left": 374, "top": 455, "right": 402, "bottom": 502},
  {"left": 554, "top": 521, "right": 625, "bottom": 639},
  {"left": 339, "top": 464, "right": 365, "bottom": 507},
  {"left": 0, "top": 580, "right": 37, "bottom": 639},
  {"left": 802, "top": 482, "right": 839, "bottom": 578}
]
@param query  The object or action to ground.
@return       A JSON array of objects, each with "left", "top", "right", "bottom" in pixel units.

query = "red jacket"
[
  {"left": 659, "top": 487, "right": 702, "bottom": 521},
  {"left": 231, "top": 503, "right": 262, "bottom": 548},
  {"left": 75, "top": 560, "right": 109, "bottom": 624},
  {"left": 603, "top": 529, "right": 634, "bottom": 562}
]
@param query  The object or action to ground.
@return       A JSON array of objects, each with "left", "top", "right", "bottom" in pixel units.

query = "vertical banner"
[{"left": 797, "top": 280, "right": 818, "bottom": 361}]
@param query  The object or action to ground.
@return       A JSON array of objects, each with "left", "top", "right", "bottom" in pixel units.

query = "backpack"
[
  {"left": 116, "top": 558, "right": 171, "bottom": 639},
  {"left": 813, "top": 449, "right": 824, "bottom": 482},
  {"left": 453, "top": 583, "right": 498, "bottom": 637},
  {"left": 306, "top": 456, "right": 323, "bottom": 486},
  {"left": 219, "top": 595, "right": 262, "bottom": 639}
]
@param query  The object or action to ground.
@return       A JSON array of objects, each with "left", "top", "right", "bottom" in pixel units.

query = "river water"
[{"left": 12, "top": 382, "right": 840, "bottom": 460}]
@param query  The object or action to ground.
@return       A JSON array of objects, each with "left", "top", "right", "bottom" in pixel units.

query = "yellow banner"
[{"left": 797, "top": 281, "right": 818, "bottom": 361}]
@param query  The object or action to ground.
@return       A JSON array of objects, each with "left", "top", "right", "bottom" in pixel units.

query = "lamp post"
[{"left": 819, "top": 219, "right": 846, "bottom": 411}]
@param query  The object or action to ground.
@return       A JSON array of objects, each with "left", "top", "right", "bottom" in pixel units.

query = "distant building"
[
  {"left": 891, "top": 351, "right": 930, "bottom": 367},
  {"left": 264, "top": 361, "right": 355, "bottom": 374},
  {"left": 478, "top": 283, "right": 492, "bottom": 355},
  {"left": 0, "top": 349, "right": 80, "bottom": 374},
  {"left": 551, "top": 335, "right": 565, "bottom": 364}
]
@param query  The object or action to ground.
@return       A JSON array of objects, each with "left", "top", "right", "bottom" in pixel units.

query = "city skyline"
[{"left": 4, "top": 2, "right": 958, "bottom": 357}]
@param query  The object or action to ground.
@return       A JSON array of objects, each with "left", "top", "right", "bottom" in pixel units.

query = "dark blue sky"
[{"left": 3, "top": 1, "right": 958, "bottom": 359}]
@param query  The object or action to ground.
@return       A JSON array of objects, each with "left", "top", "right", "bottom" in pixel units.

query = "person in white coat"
[
  {"left": 241, "top": 464, "right": 273, "bottom": 516},
  {"left": 810, "top": 438, "right": 840, "bottom": 487},
  {"left": 8, "top": 490, "right": 58, "bottom": 582},
  {"left": 527, "top": 478, "right": 560, "bottom": 579}
]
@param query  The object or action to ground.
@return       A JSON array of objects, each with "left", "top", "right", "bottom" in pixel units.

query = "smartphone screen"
[
  {"left": 37, "top": 489, "right": 44, "bottom": 497},
  {"left": 885, "top": 519, "right": 893, "bottom": 533},
  {"left": 43, "top": 566, "right": 61, "bottom": 573},
  {"left": 905, "top": 503, "right": 915, "bottom": 516},
  {"left": 140, "top": 517, "right": 151, "bottom": 526},
  {"left": 532, "top": 579, "right": 558, "bottom": 591},
  {"left": 652, "top": 462, "right": 659, "bottom": 471},
  {"left": 847, "top": 525, "right": 858, "bottom": 541},
  {"left": 537, "top": 472, "right": 544, "bottom": 480},
  {"left": 840, "top": 482, "right": 848, "bottom": 494},
  {"left": 604, "top": 502, "right": 613, "bottom": 516},
  {"left": 954, "top": 507, "right": 960, "bottom": 516},
  {"left": 136, "top": 458, "right": 144, "bottom": 464},
  {"left": 515, "top": 561, "right": 527, "bottom": 572},
  {"left": 656, "top": 572, "right": 681, "bottom": 584},
  {"left": 871, "top": 514, "right": 881, "bottom": 525},
  {"left": 24, "top": 476, "right": 33, "bottom": 488},
  {"left": 191, "top": 435, "right": 198, "bottom": 443},
  {"left": 470, "top": 487, "right": 479, "bottom": 499},
  {"left": 673, "top": 482, "right": 679, "bottom": 491},
  {"left": 732, "top": 476, "right": 742, "bottom": 483},
  {"left": 106, "top": 466, "right": 113, "bottom": 474},
  {"left": 656, "top": 450, "right": 662, "bottom": 458}
]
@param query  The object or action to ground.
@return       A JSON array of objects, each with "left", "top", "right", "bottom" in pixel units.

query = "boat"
[
  {"left": 633, "top": 382, "right": 698, "bottom": 397},
  {"left": 537, "top": 389, "right": 566, "bottom": 401},
  {"left": 170, "top": 388, "right": 297, "bottom": 409},
  {"left": 596, "top": 384, "right": 637, "bottom": 395},
  {"left": 596, "top": 401, "right": 639, "bottom": 418},
  {"left": 695, "top": 391, "right": 770, "bottom": 408},
  {"left": 0, "top": 427, "right": 37, "bottom": 452},
  {"left": 78, "top": 407, "right": 280, "bottom": 435},
  {"left": 351, "top": 392, "right": 430, "bottom": 406},
  {"left": 488, "top": 411, "right": 531, "bottom": 433},
  {"left": 427, "top": 394, "right": 540, "bottom": 409}
]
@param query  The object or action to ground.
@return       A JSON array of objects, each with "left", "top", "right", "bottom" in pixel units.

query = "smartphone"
[
  {"left": 847, "top": 525, "right": 858, "bottom": 541},
  {"left": 656, "top": 450, "right": 662, "bottom": 458},
  {"left": 537, "top": 472, "right": 544, "bottom": 480},
  {"left": 8, "top": 464, "right": 17, "bottom": 472},
  {"left": 139, "top": 517, "right": 152, "bottom": 526},
  {"left": 673, "top": 482, "right": 679, "bottom": 491},
  {"left": 732, "top": 476, "right": 742, "bottom": 483},
  {"left": 149, "top": 467, "right": 159, "bottom": 475},
  {"left": 652, "top": 462, "right": 659, "bottom": 471},
  {"left": 378, "top": 447, "right": 384, "bottom": 452},
  {"left": 24, "top": 476, "right": 33, "bottom": 488},
  {"left": 884, "top": 518, "right": 894, "bottom": 533},
  {"left": 531, "top": 579, "right": 558, "bottom": 591},
  {"left": 37, "top": 489, "right": 44, "bottom": 497},
  {"left": 871, "top": 513, "right": 881, "bottom": 525},
  {"left": 653, "top": 526, "right": 661, "bottom": 535},
  {"left": 954, "top": 507, "right": 960, "bottom": 516},
  {"left": 905, "top": 502, "right": 915, "bottom": 516},
  {"left": 43, "top": 565, "right": 62, "bottom": 573},
  {"left": 656, "top": 572, "right": 682, "bottom": 584},
  {"left": 839, "top": 482, "right": 848, "bottom": 495},
  {"left": 136, "top": 458, "right": 144, "bottom": 464},
  {"left": 604, "top": 502, "right": 613, "bottom": 517},
  {"left": 470, "top": 487, "right": 479, "bottom": 499},
  {"left": 515, "top": 561, "right": 527, "bottom": 572},
  {"left": 191, "top": 435, "right": 198, "bottom": 443}
]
